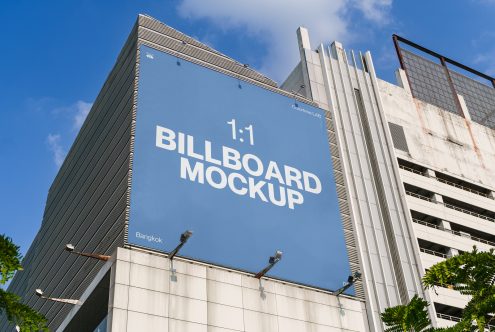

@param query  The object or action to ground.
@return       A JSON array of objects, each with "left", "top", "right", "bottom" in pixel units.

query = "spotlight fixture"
[
  {"left": 334, "top": 271, "right": 362, "bottom": 296},
  {"left": 169, "top": 230, "right": 193, "bottom": 260},
  {"left": 64, "top": 244, "right": 111, "bottom": 261},
  {"left": 255, "top": 250, "right": 283, "bottom": 279}
]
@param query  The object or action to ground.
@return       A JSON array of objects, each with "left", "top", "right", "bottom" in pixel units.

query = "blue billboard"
[{"left": 128, "top": 45, "right": 350, "bottom": 290}]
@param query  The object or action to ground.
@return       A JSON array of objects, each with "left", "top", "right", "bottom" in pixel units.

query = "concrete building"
[
  {"left": 2, "top": 14, "right": 495, "bottom": 332},
  {"left": 286, "top": 28, "right": 495, "bottom": 330}
]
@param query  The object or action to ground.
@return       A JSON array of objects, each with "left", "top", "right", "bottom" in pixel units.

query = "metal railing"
[
  {"left": 399, "top": 164, "right": 491, "bottom": 198},
  {"left": 405, "top": 191, "right": 495, "bottom": 223},
  {"left": 437, "top": 314, "right": 495, "bottom": 330},
  {"left": 437, "top": 313, "right": 461, "bottom": 322},
  {"left": 405, "top": 191, "right": 434, "bottom": 202},
  {"left": 420, "top": 247, "right": 447, "bottom": 258},
  {"left": 435, "top": 177, "right": 490, "bottom": 198},
  {"left": 443, "top": 202, "right": 495, "bottom": 223},
  {"left": 412, "top": 218, "right": 495, "bottom": 247},
  {"left": 399, "top": 164, "right": 425, "bottom": 176}
]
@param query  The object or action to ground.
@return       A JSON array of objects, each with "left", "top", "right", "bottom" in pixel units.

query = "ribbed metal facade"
[
  {"left": 326, "top": 113, "right": 364, "bottom": 298},
  {"left": 1, "top": 22, "right": 137, "bottom": 331}
]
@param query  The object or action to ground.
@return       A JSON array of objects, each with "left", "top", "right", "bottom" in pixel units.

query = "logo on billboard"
[
  {"left": 155, "top": 122, "right": 322, "bottom": 210},
  {"left": 136, "top": 232, "right": 163, "bottom": 243}
]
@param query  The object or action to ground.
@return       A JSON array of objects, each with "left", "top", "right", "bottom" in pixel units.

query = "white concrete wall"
[
  {"left": 284, "top": 29, "right": 495, "bottom": 330},
  {"left": 378, "top": 67, "right": 495, "bottom": 326},
  {"left": 379, "top": 78, "right": 495, "bottom": 191},
  {"left": 107, "top": 248, "right": 368, "bottom": 332},
  {"left": 283, "top": 28, "right": 431, "bottom": 331}
]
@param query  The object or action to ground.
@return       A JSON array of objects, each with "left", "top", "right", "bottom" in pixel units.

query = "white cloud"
[
  {"left": 352, "top": 0, "right": 392, "bottom": 22},
  {"left": 30, "top": 99, "right": 92, "bottom": 168},
  {"left": 72, "top": 100, "right": 92, "bottom": 131},
  {"left": 177, "top": 0, "right": 392, "bottom": 81},
  {"left": 473, "top": 50, "right": 495, "bottom": 76},
  {"left": 46, "top": 134, "right": 66, "bottom": 168}
]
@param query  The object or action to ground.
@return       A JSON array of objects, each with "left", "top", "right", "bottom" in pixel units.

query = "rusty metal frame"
[
  {"left": 393, "top": 34, "right": 495, "bottom": 88},
  {"left": 392, "top": 34, "right": 495, "bottom": 119}
]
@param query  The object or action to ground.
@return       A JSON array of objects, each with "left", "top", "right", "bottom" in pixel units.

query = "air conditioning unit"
[{"left": 459, "top": 231, "right": 471, "bottom": 239}]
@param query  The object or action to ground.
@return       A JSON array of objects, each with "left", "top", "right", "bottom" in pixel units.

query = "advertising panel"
[{"left": 128, "top": 45, "right": 350, "bottom": 290}]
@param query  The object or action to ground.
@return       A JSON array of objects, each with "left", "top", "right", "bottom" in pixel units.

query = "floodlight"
[
  {"left": 255, "top": 250, "right": 283, "bottom": 279},
  {"left": 269, "top": 250, "right": 283, "bottom": 264},
  {"left": 35, "top": 289, "right": 44, "bottom": 297},
  {"left": 169, "top": 230, "right": 193, "bottom": 260},
  {"left": 180, "top": 230, "right": 193, "bottom": 244},
  {"left": 63, "top": 244, "right": 110, "bottom": 261},
  {"left": 334, "top": 271, "right": 362, "bottom": 296}
]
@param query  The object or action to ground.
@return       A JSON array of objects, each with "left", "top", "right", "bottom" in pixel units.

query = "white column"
[
  {"left": 424, "top": 169, "right": 436, "bottom": 178},
  {"left": 395, "top": 69, "right": 412, "bottom": 95},
  {"left": 439, "top": 219, "right": 451, "bottom": 230},
  {"left": 432, "top": 193, "right": 443, "bottom": 204},
  {"left": 457, "top": 94, "right": 472, "bottom": 122},
  {"left": 440, "top": 220, "right": 459, "bottom": 257},
  {"left": 448, "top": 248, "right": 459, "bottom": 257}
]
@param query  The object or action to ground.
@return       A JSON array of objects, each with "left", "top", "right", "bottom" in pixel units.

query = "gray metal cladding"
[
  {"left": 325, "top": 114, "right": 364, "bottom": 298},
  {"left": 400, "top": 48, "right": 495, "bottom": 130},
  {"left": 137, "top": 15, "right": 277, "bottom": 88},
  {"left": 136, "top": 16, "right": 315, "bottom": 106},
  {"left": 388, "top": 122, "right": 409, "bottom": 153},
  {"left": 450, "top": 69, "right": 495, "bottom": 129},
  {"left": 327, "top": 139, "right": 362, "bottom": 296},
  {"left": 401, "top": 50, "right": 459, "bottom": 116},
  {"left": 1, "top": 23, "right": 136, "bottom": 332}
]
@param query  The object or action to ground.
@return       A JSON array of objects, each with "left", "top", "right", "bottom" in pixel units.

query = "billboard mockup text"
[{"left": 128, "top": 45, "right": 350, "bottom": 290}]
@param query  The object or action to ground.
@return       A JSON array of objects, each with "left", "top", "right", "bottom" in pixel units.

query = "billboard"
[{"left": 128, "top": 45, "right": 350, "bottom": 290}]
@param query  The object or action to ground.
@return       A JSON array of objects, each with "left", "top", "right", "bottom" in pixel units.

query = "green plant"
[
  {"left": 381, "top": 295, "right": 435, "bottom": 332},
  {"left": 381, "top": 247, "right": 495, "bottom": 332},
  {"left": 423, "top": 247, "right": 495, "bottom": 331},
  {"left": 0, "top": 234, "right": 48, "bottom": 331}
]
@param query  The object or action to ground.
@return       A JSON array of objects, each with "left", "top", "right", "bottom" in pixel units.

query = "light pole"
[
  {"left": 35, "top": 289, "right": 80, "bottom": 305},
  {"left": 254, "top": 250, "right": 283, "bottom": 279},
  {"left": 64, "top": 244, "right": 111, "bottom": 261},
  {"left": 168, "top": 230, "right": 193, "bottom": 260},
  {"left": 334, "top": 271, "right": 362, "bottom": 296}
]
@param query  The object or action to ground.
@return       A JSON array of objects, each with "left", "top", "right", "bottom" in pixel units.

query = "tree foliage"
[
  {"left": 0, "top": 234, "right": 48, "bottom": 331},
  {"left": 423, "top": 247, "right": 495, "bottom": 331},
  {"left": 381, "top": 247, "right": 495, "bottom": 332},
  {"left": 381, "top": 295, "right": 435, "bottom": 332},
  {"left": 0, "top": 235, "right": 23, "bottom": 285}
]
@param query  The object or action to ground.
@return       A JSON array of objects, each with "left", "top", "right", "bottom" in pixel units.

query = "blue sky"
[{"left": 1, "top": 0, "right": 494, "bottom": 260}]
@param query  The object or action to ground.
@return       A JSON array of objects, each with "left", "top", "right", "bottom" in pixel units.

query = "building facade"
[
  {"left": 2, "top": 14, "right": 495, "bottom": 332},
  {"left": 287, "top": 28, "right": 495, "bottom": 330}
]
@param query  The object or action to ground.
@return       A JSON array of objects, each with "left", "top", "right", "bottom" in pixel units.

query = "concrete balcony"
[{"left": 406, "top": 194, "right": 495, "bottom": 236}]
